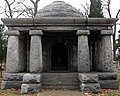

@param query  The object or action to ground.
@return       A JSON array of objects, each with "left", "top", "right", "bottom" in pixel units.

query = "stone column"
[
  {"left": 98, "top": 30, "right": 114, "bottom": 72},
  {"left": 6, "top": 30, "right": 21, "bottom": 72},
  {"left": 29, "top": 30, "right": 43, "bottom": 73},
  {"left": 77, "top": 30, "right": 90, "bottom": 72}
]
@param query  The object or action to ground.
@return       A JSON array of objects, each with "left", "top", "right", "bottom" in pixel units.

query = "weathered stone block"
[
  {"left": 80, "top": 83, "right": 101, "bottom": 93},
  {"left": 97, "top": 73, "right": 117, "bottom": 80},
  {"left": 3, "top": 73, "right": 25, "bottom": 81},
  {"left": 1, "top": 81, "right": 22, "bottom": 89},
  {"left": 101, "top": 30, "right": 113, "bottom": 35},
  {"left": 78, "top": 73, "right": 98, "bottom": 83},
  {"left": 23, "top": 73, "right": 42, "bottom": 83},
  {"left": 21, "top": 84, "right": 41, "bottom": 93},
  {"left": 98, "top": 80, "right": 119, "bottom": 89}
]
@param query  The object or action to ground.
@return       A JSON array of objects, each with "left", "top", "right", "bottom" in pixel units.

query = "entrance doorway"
[{"left": 51, "top": 43, "right": 68, "bottom": 70}]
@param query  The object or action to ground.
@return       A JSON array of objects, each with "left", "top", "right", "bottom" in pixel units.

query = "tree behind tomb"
[{"left": 89, "top": 0, "right": 104, "bottom": 17}]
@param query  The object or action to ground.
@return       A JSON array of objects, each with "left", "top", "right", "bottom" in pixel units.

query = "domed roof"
[{"left": 35, "top": 1, "right": 83, "bottom": 17}]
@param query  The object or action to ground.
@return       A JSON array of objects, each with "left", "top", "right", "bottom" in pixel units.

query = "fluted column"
[
  {"left": 77, "top": 30, "right": 90, "bottom": 72},
  {"left": 98, "top": 30, "right": 114, "bottom": 72},
  {"left": 6, "top": 30, "right": 21, "bottom": 72},
  {"left": 29, "top": 30, "right": 43, "bottom": 73}
]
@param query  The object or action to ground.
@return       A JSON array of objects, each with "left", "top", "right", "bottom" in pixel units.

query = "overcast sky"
[{"left": 37, "top": 0, "right": 120, "bottom": 17}]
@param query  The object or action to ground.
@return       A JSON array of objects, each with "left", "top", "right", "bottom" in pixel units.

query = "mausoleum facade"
[{"left": 1, "top": 1, "right": 119, "bottom": 93}]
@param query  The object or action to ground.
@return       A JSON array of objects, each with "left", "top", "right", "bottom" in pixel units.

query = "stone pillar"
[
  {"left": 77, "top": 30, "right": 90, "bottom": 72},
  {"left": 6, "top": 30, "right": 21, "bottom": 72},
  {"left": 29, "top": 30, "right": 43, "bottom": 73},
  {"left": 98, "top": 30, "right": 114, "bottom": 72}
]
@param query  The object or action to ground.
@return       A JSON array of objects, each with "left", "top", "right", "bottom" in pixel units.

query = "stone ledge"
[
  {"left": 2, "top": 18, "right": 118, "bottom": 27},
  {"left": 101, "top": 30, "right": 113, "bottom": 35},
  {"left": 21, "top": 84, "right": 41, "bottom": 93},
  {"left": 80, "top": 83, "right": 101, "bottom": 93},
  {"left": 23, "top": 73, "right": 42, "bottom": 84},
  {"left": 3, "top": 73, "right": 25, "bottom": 81},
  {"left": 6, "top": 30, "right": 20, "bottom": 36},
  {"left": 29, "top": 30, "right": 43, "bottom": 36},
  {"left": 78, "top": 73, "right": 98, "bottom": 83},
  {"left": 98, "top": 80, "right": 119, "bottom": 89},
  {"left": 76, "top": 30, "right": 90, "bottom": 36},
  {"left": 97, "top": 73, "right": 117, "bottom": 80},
  {"left": 1, "top": 81, "right": 23, "bottom": 89}
]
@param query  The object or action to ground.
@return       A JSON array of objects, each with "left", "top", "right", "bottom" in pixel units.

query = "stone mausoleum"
[{"left": 1, "top": 1, "right": 119, "bottom": 93}]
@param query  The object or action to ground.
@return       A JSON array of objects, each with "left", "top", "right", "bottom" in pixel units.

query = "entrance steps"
[{"left": 42, "top": 73, "right": 79, "bottom": 89}]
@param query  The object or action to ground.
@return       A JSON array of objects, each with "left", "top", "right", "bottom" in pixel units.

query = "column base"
[
  {"left": 1, "top": 81, "right": 22, "bottom": 89},
  {"left": 80, "top": 83, "right": 101, "bottom": 93},
  {"left": 1, "top": 73, "right": 25, "bottom": 89},
  {"left": 78, "top": 72, "right": 119, "bottom": 93},
  {"left": 21, "top": 73, "right": 42, "bottom": 93},
  {"left": 78, "top": 73, "right": 101, "bottom": 93},
  {"left": 21, "top": 84, "right": 42, "bottom": 93},
  {"left": 97, "top": 72, "right": 119, "bottom": 89}
]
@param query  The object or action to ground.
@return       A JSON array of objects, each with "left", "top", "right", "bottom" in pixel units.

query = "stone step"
[
  {"left": 42, "top": 82, "right": 79, "bottom": 85},
  {"left": 42, "top": 85, "right": 79, "bottom": 90},
  {"left": 42, "top": 73, "right": 79, "bottom": 89},
  {"left": 42, "top": 79, "right": 79, "bottom": 83},
  {"left": 42, "top": 73, "right": 78, "bottom": 76}
]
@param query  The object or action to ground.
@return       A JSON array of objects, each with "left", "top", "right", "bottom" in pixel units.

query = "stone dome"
[{"left": 35, "top": 1, "right": 83, "bottom": 17}]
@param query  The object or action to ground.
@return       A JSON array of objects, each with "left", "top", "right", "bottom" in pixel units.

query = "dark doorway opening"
[{"left": 51, "top": 43, "right": 68, "bottom": 70}]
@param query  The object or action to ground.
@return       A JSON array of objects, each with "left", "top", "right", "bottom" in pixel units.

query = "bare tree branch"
[
  {"left": 29, "top": 0, "right": 41, "bottom": 16},
  {"left": 107, "top": 0, "right": 111, "bottom": 18},
  {"left": 4, "top": 0, "right": 13, "bottom": 18},
  {"left": 116, "top": 9, "right": 120, "bottom": 18},
  {"left": 10, "top": 0, "right": 16, "bottom": 5},
  {"left": 4, "top": 4, "right": 9, "bottom": 18}
]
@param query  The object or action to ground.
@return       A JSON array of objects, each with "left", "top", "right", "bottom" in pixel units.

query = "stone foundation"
[
  {"left": 78, "top": 73, "right": 101, "bottom": 93},
  {"left": 97, "top": 73, "right": 119, "bottom": 89},
  {"left": 21, "top": 73, "right": 42, "bottom": 93},
  {"left": 1, "top": 73, "right": 25, "bottom": 89}
]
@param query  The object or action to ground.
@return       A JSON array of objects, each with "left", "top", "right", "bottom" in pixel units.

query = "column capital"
[
  {"left": 29, "top": 30, "right": 43, "bottom": 36},
  {"left": 76, "top": 30, "right": 90, "bottom": 36},
  {"left": 101, "top": 30, "right": 113, "bottom": 35},
  {"left": 6, "top": 30, "right": 20, "bottom": 36}
]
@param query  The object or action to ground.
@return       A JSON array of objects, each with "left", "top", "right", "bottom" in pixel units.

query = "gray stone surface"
[
  {"left": 98, "top": 80, "right": 119, "bottom": 89},
  {"left": 97, "top": 73, "right": 117, "bottom": 80},
  {"left": 29, "top": 31, "right": 43, "bottom": 73},
  {"left": 77, "top": 30, "right": 90, "bottom": 72},
  {"left": 29, "top": 30, "right": 43, "bottom": 36},
  {"left": 6, "top": 33, "right": 22, "bottom": 72},
  {"left": 97, "top": 35, "right": 114, "bottom": 72},
  {"left": 6, "top": 30, "right": 20, "bottom": 36},
  {"left": 36, "top": 1, "right": 83, "bottom": 17},
  {"left": 78, "top": 73, "right": 98, "bottom": 83},
  {"left": 23, "top": 73, "right": 42, "bottom": 83},
  {"left": 3, "top": 73, "right": 25, "bottom": 81},
  {"left": 76, "top": 30, "right": 90, "bottom": 35},
  {"left": 101, "top": 30, "right": 113, "bottom": 35},
  {"left": 1, "top": 81, "right": 22, "bottom": 89},
  {"left": 80, "top": 83, "right": 101, "bottom": 93},
  {"left": 21, "top": 84, "right": 41, "bottom": 93}
]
